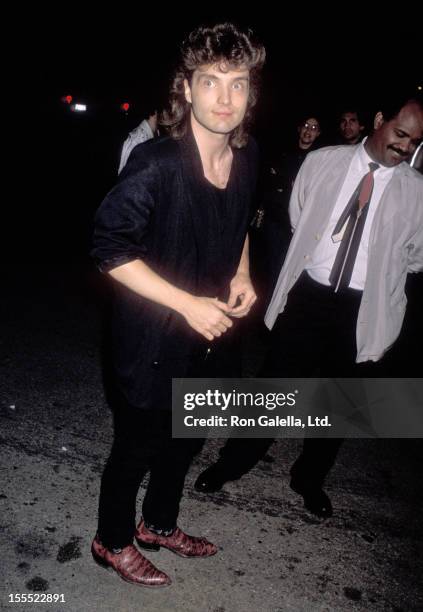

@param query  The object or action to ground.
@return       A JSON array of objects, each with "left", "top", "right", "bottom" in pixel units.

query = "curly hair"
[{"left": 160, "top": 23, "right": 266, "bottom": 148}]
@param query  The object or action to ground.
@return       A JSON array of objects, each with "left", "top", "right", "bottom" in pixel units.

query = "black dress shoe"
[
  {"left": 194, "top": 464, "right": 230, "bottom": 493},
  {"left": 290, "top": 479, "right": 333, "bottom": 518}
]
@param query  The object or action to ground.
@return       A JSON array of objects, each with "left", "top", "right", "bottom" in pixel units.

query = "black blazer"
[{"left": 92, "top": 129, "right": 258, "bottom": 409}]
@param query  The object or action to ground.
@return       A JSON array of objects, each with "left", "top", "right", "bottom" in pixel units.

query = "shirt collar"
[{"left": 356, "top": 137, "right": 395, "bottom": 179}]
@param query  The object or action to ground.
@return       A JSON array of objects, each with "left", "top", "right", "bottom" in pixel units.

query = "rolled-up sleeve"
[{"left": 91, "top": 148, "right": 159, "bottom": 272}]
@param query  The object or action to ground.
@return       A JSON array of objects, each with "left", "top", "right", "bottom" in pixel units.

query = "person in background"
[
  {"left": 261, "top": 114, "right": 322, "bottom": 286},
  {"left": 338, "top": 109, "right": 366, "bottom": 145},
  {"left": 118, "top": 106, "right": 160, "bottom": 174}
]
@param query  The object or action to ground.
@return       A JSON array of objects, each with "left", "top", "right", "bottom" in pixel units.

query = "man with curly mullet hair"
[{"left": 90, "top": 23, "right": 265, "bottom": 587}]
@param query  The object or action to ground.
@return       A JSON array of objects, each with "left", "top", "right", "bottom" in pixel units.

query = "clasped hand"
[{"left": 180, "top": 272, "right": 257, "bottom": 341}]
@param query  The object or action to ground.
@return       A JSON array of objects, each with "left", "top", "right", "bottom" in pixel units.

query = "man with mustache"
[{"left": 263, "top": 95, "right": 423, "bottom": 517}]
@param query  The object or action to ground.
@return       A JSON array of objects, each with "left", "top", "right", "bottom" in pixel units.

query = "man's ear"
[
  {"left": 374, "top": 111, "right": 384, "bottom": 130},
  {"left": 184, "top": 79, "right": 192, "bottom": 104}
]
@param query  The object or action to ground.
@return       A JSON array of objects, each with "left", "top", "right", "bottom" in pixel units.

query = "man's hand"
[
  {"left": 227, "top": 271, "right": 257, "bottom": 318},
  {"left": 178, "top": 295, "right": 233, "bottom": 341}
]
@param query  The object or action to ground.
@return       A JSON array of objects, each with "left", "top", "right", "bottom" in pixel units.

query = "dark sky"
[
  {"left": 13, "top": 7, "right": 422, "bottom": 258},
  {"left": 31, "top": 9, "right": 421, "bottom": 142},
  {"left": 40, "top": 10, "right": 421, "bottom": 93}
]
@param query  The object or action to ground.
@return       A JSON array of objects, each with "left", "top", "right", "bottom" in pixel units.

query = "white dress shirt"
[{"left": 306, "top": 140, "right": 395, "bottom": 289}]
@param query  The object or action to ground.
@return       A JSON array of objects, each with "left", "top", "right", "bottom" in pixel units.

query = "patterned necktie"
[{"left": 329, "top": 162, "right": 379, "bottom": 292}]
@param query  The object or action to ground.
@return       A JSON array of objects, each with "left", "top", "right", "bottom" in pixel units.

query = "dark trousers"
[
  {"left": 97, "top": 401, "right": 204, "bottom": 549},
  {"left": 213, "top": 437, "right": 275, "bottom": 480},
  {"left": 264, "top": 272, "right": 380, "bottom": 488},
  {"left": 97, "top": 328, "right": 241, "bottom": 550},
  {"left": 263, "top": 272, "right": 362, "bottom": 377},
  {"left": 213, "top": 272, "right": 382, "bottom": 487}
]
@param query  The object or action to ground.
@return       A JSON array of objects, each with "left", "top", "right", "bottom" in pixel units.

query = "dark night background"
[
  {"left": 20, "top": 11, "right": 421, "bottom": 263},
  {"left": 8, "top": 10, "right": 415, "bottom": 259}
]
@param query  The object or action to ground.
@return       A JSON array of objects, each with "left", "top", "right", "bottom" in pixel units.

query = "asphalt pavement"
[{"left": 1, "top": 263, "right": 422, "bottom": 612}]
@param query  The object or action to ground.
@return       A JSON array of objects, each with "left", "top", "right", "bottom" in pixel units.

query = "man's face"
[
  {"left": 366, "top": 102, "right": 423, "bottom": 168},
  {"left": 298, "top": 118, "right": 321, "bottom": 149},
  {"left": 184, "top": 63, "right": 250, "bottom": 136},
  {"left": 339, "top": 112, "right": 364, "bottom": 144}
]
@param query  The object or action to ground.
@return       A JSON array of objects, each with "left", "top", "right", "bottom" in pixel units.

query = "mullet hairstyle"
[{"left": 161, "top": 23, "right": 266, "bottom": 148}]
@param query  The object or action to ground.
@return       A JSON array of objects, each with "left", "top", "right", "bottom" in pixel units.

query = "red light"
[
  {"left": 121, "top": 102, "right": 130, "bottom": 112},
  {"left": 61, "top": 95, "right": 73, "bottom": 104}
]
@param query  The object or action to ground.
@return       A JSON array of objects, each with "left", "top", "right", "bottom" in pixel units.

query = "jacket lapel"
[{"left": 312, "top": 149, "right": 354, "bottom": 234}]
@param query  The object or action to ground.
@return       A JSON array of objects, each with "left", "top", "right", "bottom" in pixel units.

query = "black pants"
[
  {"left": 213, "top": 272, "right": 384, "bottom": 487},
  {"left": 97, "top": 402, "right": 204, "bottom": 549},
  {"left": 266, "top": 272, "right": 384, "bottom": 487},
  {"left": 97, "top": 328, "right": 241, "bottom": 550},
  {"left": 212, "top": 437, "right": 275, "bottom": 480}
]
